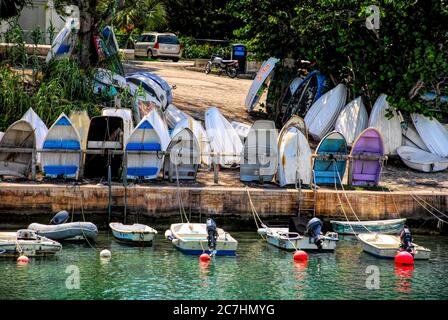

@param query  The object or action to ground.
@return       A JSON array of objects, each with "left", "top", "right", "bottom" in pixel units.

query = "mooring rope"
[
  {"left": 333, "top": 160, "right": 372, "bottom": 235},
  {"left": 245, "top": 187, "right": 266, "bottom": 240},
  {"left": 174, "top": 162, "right": 189, "bottom": 223}
]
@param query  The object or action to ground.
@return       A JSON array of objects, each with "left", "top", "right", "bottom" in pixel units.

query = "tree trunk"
[{"left": 78, "top": 0, "right": 97, "bottom": 68}]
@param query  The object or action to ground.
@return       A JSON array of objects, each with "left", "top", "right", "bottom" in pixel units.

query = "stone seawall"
[{"left": 0, "top": 183, "right": 446, "bottom": 232}]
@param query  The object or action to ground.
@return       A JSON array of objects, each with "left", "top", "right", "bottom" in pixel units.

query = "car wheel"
[{"left": 172, "top": 58, "right": 179, "bottom": 62}]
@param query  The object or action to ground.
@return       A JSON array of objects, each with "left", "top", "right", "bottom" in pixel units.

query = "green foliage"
[
  {"left": 180, "top": 36, "right": 231, "bottom": 59},
  {"left": 230, "top": 0, "right": 448, "bottom": 118},
  {"left": 161, "top": 0, "right": 244, "bottom": 39}
]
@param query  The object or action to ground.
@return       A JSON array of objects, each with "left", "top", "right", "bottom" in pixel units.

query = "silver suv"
[{"left": 134, "top": 32, "right": 182, "bottom": 62}]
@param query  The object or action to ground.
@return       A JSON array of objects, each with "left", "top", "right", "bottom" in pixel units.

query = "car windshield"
[{"left": 158, "top": 35, "right": 179, "bottom": 44}]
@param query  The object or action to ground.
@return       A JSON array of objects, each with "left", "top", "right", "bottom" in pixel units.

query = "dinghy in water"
[
  {"left": 231, "top": 121, "right": 251, "bottom": 142},
  {"left": 240, "top": 120, "right": 278, "bottom": 183},
  {"left": 245, "top": 57, "right": 279, "bottom": 112},
  {"left": 41, "top": 113, "right": 82, "bottom": 179},
  {"left": 163, "top": 128, "right": 200, "bottom": 181},
  {"left": 28, "top": 222, "right": 98, "bottom": 242},
  {"left": 313, "top": 131, "right": 348, "bottom": 185},
  {"left": 172, "top": 118, "right": 211, "bottom": 165},
  {"left": 125, "top": 113, "right": 167, "bottom": 180},
  {"left": 412, "top": 113, "right": 448, "bottom": 158},
  {"left": 368, "top": 94, "right": 402, "bottom": 155},
  {"left": 0, "top": 120, "right": 36, "bottom": 178},
  {"left": 69, "top": 110, "right": 90, "bottom": 151},
  {"left": 165, "top": 223, "right": 238, "bottom": 256},
  {"left": 0, "top": 229, "right": 61, "bottom": 257},
  {"left": 335, "top": 97, "right": 368, "bottom": 146},
  {"left": 358, "top": 233, "right": 430, "bottom": 260},
  {"left": 84, "top": 116, "right": 125, "bottom": 179},
  {"left": 277, "top": 124, "right": 312, "bottom": 186},
  {"left": 257, "top": 217, "right": 338, "bottom": 251},
  {"left": 28, "top": 210, "right": 98, "bottom": 241},
  {"left": 330, "top": 218, "right": 406, "bottom": 235},
  {"left": 397, "top": 146, "right": 448, "bottom": 172},
  {"left": 21, "top": 108, "right": 48, "bottom": 165},
  {"left": 110, "top": 223, "right": 157, "bottom": 246},
  {"left": 205, "top": 107, "right": 243, "bottom": 167},
  {"left": 349, "top": 128, "right": 384, "bottom": 186},
  {"left": 304, "top": 84, "right": 347, "bottom": 141}
]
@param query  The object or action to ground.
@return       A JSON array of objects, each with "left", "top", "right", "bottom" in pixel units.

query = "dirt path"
[{"left": 124, "top": 61, "right": 448, "bottom": 193}]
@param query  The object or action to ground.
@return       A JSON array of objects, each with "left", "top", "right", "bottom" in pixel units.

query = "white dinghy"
[
  {"left": 231, "top": 121, "right": 252, "bottom": 142},
  {"left": 279, "top": 115, "right": 308, "bottom": 140},
  {"left": 397, "top": 146, "right": 448, "bottom": 172},
  {"left": 335, "top": 97, "right": 368, "bottom": 146},
  {"left": 240, "top": 120, "right": 278, "bottom": 182},
  {"left": 172, "top": 118, "right": 211, "bottom": 166},
  {"left": 102, "top": 107, "right": 134, "bottom": 144},
  {"left": 368, "top": 94, "right": 402, "bottom": 155},
  {"left": 163, "top": 128, "right": 200, "bottom": 180},
  {"left": 258, "top": 227, "right": 338, "bottom": 251},
  {"left": 125, "top": 111, "right": 168, "bottom": 180},
  {"left": 164, "top": 104, "right": 192, "bottom": 129},
  {"left": 277, "top": 125, "right": 312, "bottom": 186},
  {"left": 245, "top": 57, "right": 279, "bottom": 112},
  {"left": 165, "top": 223, "right": 238, "bottom": 256},
  {"left": 110, "top": 223, "right": 157, "bottom": 246},
  {"left": 304, "top": 84, "right": 347, "bottom": 141},
  {"left": 205, "top": 107, "right": 243, "bottom": 167},
  {"left": 412, "top": 113, "right": 448, "bottom": 157},
  {"left": 358, "top": 233, "right": 431, "bottom": 260},
  {"left": 402, "top": 122, "right": 429, "bottom": 152},
  {"left": 21, "top": 108, "right": 48, "bottom": 165},
  {"left": 0, "top": 120, "right": 36, "bottom": 178},
  {"left": 69, "top": 110, "right": 90, "bottom": 151},
  {"left": 0, "top": 229, "right": 61, "bottom": 257},
  {"left": 41, "top": 113, "right": 82, "bottom": 179}
]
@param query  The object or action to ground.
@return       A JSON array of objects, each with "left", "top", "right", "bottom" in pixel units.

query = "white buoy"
[{"left": 100, "top": 249, "right": 111, "bottom": 259}]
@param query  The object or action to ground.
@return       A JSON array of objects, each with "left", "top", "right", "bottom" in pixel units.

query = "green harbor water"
[{"left": 1, "top": 232, "right": 448, "bottom": 300}]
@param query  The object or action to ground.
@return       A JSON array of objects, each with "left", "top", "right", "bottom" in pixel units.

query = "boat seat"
[
  {"left": 352, "top": 173, "right": 376, "bottom": 182},
  {"left": 44, "top": 165, "right": 78, "bottom": 175},
  {"left": 126, "top": 142, "right": 161, "bottom": 151},
  {"left": 127, "top": 167, "right": 159, "bottom": 176},
  {"left": 43, "top": 140, "right": 81, "bottom": 150}
]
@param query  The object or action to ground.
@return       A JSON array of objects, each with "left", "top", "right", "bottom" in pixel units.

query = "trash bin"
[{"left": 231, "top": 44, "right": 247, "bottom": 73}]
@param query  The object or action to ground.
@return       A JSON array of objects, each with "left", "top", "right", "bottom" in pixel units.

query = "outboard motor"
[
  {"left": 50, "top": 210, "right": 70, "bottom": 225},
  {"left": 206, "top": 218, "right": 218, "bottom": 251},
  {"left": 306, "top": 217, "right": 323, "bottom": 249},
  {"left": 399, "top": 225, "right": 414, "bottom": 254}
]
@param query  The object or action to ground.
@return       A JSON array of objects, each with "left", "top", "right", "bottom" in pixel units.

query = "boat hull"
[
  {"left": 358, "top": 233, "right": 431, "bottom": 260},
  {"left": 331, "top": 219, "right": 406, "bottom": 235},
  {"left": 110, "top": 223, "right": 157, "bottom": 246},
  {"left": 0, "top": 232, "right": 62, "bottom": 257},
  {"left": 166, "top": 223, "right": 238, "bottom": 256},
  {"left": 28, "top": 222, "right": 98, "bottom": 241}
]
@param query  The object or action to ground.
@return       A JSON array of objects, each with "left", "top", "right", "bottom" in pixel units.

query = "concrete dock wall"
[{"left": 0, "top": 183, "right": 446, "bottom": 231}]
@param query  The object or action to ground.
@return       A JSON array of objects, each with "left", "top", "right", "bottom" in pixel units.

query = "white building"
[{"left": 1, "top": 0, "right": 78, "bottom": 43}]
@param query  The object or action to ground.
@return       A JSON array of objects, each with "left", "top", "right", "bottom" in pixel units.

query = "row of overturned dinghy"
[{"left": 245, "top": 57, "right": 448, "bottom": 175}]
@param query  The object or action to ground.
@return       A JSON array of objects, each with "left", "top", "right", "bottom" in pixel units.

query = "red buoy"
[
  {"left": 17, "top": 255, "right": 29, "bottom": 264},
  {"left": 293, "top": 250, "right": 308, "bottom": 262},
  {"left": 199, "top": 253, "right": 211, "bottom": 262},
  {"left": 395, "top": 251, "right": 414, "bottom": 266}
]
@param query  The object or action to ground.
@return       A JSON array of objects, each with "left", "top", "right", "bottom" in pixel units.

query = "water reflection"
[{"left": 394, "top": 265, "right": 414, "bottom": 294}]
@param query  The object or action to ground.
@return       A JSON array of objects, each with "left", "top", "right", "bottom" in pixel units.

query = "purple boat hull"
[{"left": 350, "top": 128, "right": 384, "bottom": 186}]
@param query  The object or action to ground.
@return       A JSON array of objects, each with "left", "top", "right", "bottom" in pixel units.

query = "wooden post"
[{"left": 31, "top": 149, "right": 36, "bottom": 180}]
